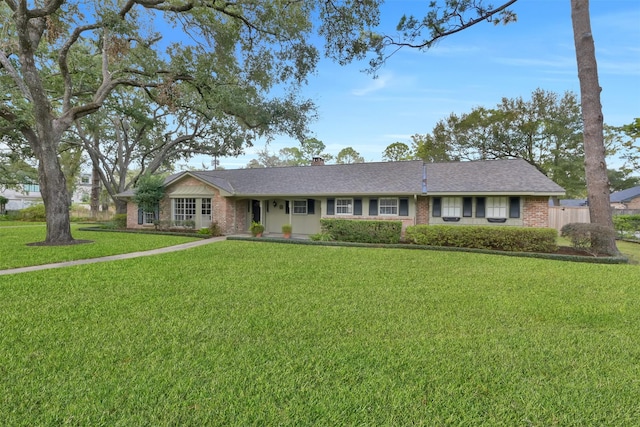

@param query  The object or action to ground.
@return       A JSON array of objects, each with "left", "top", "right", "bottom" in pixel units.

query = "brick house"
[
  {"left": 117, "top": 159, "right": 565, "bottom": 235},
  {"left": 610, "top": 186, "right": 640, "bottom": 210}
]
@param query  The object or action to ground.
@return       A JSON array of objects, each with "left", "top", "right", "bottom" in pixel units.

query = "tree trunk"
[
  {"left": 115, "top": 198, "right": 127, "bottom": 215},
  {"left": 570, "top": 0, "right": 618, "bottom": 255},
  {"left": 37, "top": 141, "right": 75, "bottom": 245},
  {"left": 91, "top": 159, "right": 101, "bottom": 218}
]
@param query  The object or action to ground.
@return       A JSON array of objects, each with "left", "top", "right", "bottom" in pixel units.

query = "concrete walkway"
[{"left": 0, "top": 236, "right": 227, "bottom": 276}]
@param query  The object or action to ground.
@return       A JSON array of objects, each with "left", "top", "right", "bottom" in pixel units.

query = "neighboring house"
[
  {"left": 610, "top": 186, "right": 640, "bottom": 210},
  {"left": 117, "top": 158, "right": 565, "bottom": 235},
  {"left": 0, "top": 182, "right": 42, "bottom": 211},
  {"left": 1, "top": 174, "right": 93, "bottom": 212}
]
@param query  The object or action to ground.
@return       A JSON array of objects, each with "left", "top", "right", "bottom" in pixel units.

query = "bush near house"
[
  {"left": 16, "top": 204, "right": 47, "bottom": 222},
  {"left": 112, "top": 214, "right": 128, "bottom": 229},
  {"left": 320, "top": 219, "right": 402, "bottom": 244},
  {"left": 406, "top": 225, "right": 558, "bottom": 253},
  {"left": 561, "top": 223, "right": 619, "bottom": 256},
  {"left": 613, "top": 214, "right": 640, "bottom": 240}
]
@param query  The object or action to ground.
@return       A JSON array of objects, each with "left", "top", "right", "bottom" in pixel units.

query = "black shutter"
[
  {"left": 509, "top": 197, "right": 520, "bottom": 218},
  {"left": 476, "top": 197, "right": 485, "bottom": 218},
  {"left": 463, "top": 197, "right": 472, "bottom": 217},
  {"left": 154, "top": 204, "right": 160, "bottom": 221},
  {"left": 369, "top": 198, "right": 378, "bottom": 215},
  {"left": 432, "top": 197, "right": 441, "bottom": 217},
  {"left": 137, "top": 208, "right": 143, "bottom": 224},
  {"left": 307, "top": 199, "right": 315, "bottom": 214},
  {"left": 399, "top": 198, "right": 409, "bottom": 216},
  {"left": 285, "top": 200, "right": 290, "bottom": 214},
  {"left": 354, "top": 198, "right": 362, "bottom": 215},
  {"left": 327, "top": 198, "right": 335, "bottom": 215}
]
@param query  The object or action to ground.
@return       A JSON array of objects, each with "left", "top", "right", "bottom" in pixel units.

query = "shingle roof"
[
  {"left": 188, "top": 160, "right": 425, "bottom": 196},
  {"left": 116, "top": 159, "right": 565, "bottom": 198},
  {"left": 425, "top": 159, "right": 565, "bottom": 195},
  {"left": 610, "top": 185, "right": 640, "bottom": 203}
]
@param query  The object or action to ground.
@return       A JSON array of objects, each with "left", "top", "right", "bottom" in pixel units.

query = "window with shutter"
[
  {"left": 369, "top": 198, "right": 378, "bottom": 215},
  {"left": 327, "top": 198, "right": 335, "bottom": 215},
  {"left": 432, "top": 197, "right": 441, "bottom": 217}
]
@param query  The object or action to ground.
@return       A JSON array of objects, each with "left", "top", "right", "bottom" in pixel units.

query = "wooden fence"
[
  {"left": 549, "top": 207, "right": 590, "bottom": 231},
  {"left": 548, "top": 207, "right": 640, "bottom": 231}
]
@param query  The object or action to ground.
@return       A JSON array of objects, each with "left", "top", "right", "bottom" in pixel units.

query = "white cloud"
[{"left": 351, "top": 74, "right": 392, "bottom": 96}]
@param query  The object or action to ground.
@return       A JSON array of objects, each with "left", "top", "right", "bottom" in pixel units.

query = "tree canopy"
[{"left": 0, "top": 0, "right": 380, "bottom": 244}]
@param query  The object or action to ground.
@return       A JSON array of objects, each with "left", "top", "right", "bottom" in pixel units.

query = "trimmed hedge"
[
  {"left": 405, "top": 225, "right": 558, "bottom": 253},
  {"left": 320, "top": 219, "right": 402, "bottom": 244},
  {"left": 560, "top": 222, "right": 618, "bottom": 256}
]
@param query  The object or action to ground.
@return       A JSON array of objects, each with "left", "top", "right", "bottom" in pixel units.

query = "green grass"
[
  {"left": 0, "top": 223, "right": 200, "bottom": 269},
  {"left": 1, "top": 241, "right": 639, "bottom": 425}
]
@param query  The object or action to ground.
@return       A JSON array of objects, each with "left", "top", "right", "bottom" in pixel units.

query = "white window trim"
[
  {"left": 442, "top": 197, "right": 462, "bottom": 217},
  {"left": 378, "top": 198, "right": 399, "bottom": 216},
  {"left": 143, "top": 210, "right": 155, "bottom": 225},
  {"left": 486, "top": 196, "right": 508, "bottom": 218},
  {"left": 335, "top": 198, "right": 353, "bottom": 215},
  {"left": 293, "top": 199, "right": 308, "bottom": 215},
  {"left": 172, "top": 197, "right": 196, "bottom": 222}
]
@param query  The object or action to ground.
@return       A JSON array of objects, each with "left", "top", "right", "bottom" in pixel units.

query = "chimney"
[{"left": 311, "top": 156, "right": 325, "bottom": 166}]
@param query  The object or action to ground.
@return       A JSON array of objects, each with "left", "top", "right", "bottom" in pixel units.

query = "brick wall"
[
  {"left": 416, "top": 196, "right": 429, "bottom": 225},
  {"left": 523, "top": 196, "right": 550, "bottom": 228}
]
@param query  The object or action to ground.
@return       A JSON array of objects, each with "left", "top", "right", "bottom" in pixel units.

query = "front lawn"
[
  {"left": 0, "top": 223, "right": 200, "bottom": 269},
  {"left": 1, "top": 241, "right": 639, "bottom": 425}
]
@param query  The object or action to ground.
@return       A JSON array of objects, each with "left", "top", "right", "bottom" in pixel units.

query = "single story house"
[
  {"left": 610, "top": 185, "right": 640, "bottom": 210},
  {"left": 117, "top": 158, "right": 565, "bottom": 235}
]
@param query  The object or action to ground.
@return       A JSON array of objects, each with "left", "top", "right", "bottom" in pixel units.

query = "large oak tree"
[{"left": 0, "top": 0, "right": 380, "bottom": 244}]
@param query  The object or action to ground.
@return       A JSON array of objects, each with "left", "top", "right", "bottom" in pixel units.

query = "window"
[
  {"left": 463, "top": 197, "right": 473, "bottom": 217},
  {"left": 23, "top": 183, "right": 40, "bottom": 193},
  {"left": 379, "top": 198, "right": 398, "bottom": 215},
  {"left": 293, "top": 200, "right": 308, "bottom": 214},
  {"left": 486, "top": 196, "right": 508, "bottom": 218},
  {"left": 432, "top": 197, "right": 441, "bottom": 217},
  {"left": 442, "top": 197, "right": 462, "bottom": 217},
  {"left": 509, "top": 197, "right": 521, "bottom": 218},
  {"left": 336, "top": 198, "right": 353, "bottom": 215},
  {"left": 80, "top": 175, "right": 91, "bottom": 184},
  {"left": 173, "top": 198, "right": 196, "bottom": 222},
  {"left": 143, "top": 211, "right": 155, "bottom": 225}
]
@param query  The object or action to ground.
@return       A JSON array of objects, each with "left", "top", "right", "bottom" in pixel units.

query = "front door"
[
  {"left": 200, "top": 198, "right": 212, "bottom": 228},
  {"left": 251, "top": 199, "right": 261, "bottom": 224}
]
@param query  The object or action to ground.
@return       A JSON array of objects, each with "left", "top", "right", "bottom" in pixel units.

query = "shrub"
[
  {"left": 18, "top": 204, "right": 46, "bottom": 222},
  {"left": 320, "top": 219, "right": 402, "bottom": 244},
  {"left": 560, "top": 223, "right": 618, "bottom": 256},
  {"left": 112, "top": 214, "right": 127, "bottom": 229},
  {"left": 250, "top": 221, "right": 265, "bottom": 236},
  {"left": 209, "top": 221, "right": 223, "bottom": 237},
  {"left": 405, "top": 225, "right": 558, "bottom": 253},
  {"left": 310, "top": 232, "right": 334, "bottom": 242},
  {"left": 613, "top": 214, "right": 640, "bottom": 239}
]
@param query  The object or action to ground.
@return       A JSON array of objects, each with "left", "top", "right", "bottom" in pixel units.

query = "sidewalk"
[{"left": 0, "top": 236, "right": 227, "bottom": 276}]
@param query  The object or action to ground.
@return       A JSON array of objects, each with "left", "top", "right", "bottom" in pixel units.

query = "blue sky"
[{"left": 203, "top": 0, "right": 640, "bottom": 170}]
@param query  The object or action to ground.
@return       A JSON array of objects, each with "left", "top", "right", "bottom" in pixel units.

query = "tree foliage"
[
  {"left": 407, "top": 89, "right": 587, "bottom": 197},
  {"left": 336, "top": 147, "right": 364, "bottom": 164},
  {"left": 0, "top": 0, "right": 380, "bottom": 243},
  {"left": 382, "top": 142, "right": 413, "bottom": 162},
  {"left": 132, "top": 174, "right": 165, "bottom": 215}
]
